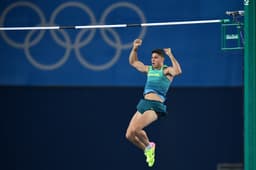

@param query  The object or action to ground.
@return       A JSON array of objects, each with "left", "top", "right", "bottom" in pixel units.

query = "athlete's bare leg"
[{"left": 126, "top": 110, "right": 158, "bottom": 150}]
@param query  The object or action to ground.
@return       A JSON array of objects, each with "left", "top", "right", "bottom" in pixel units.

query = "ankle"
[{"left": 145, "top": 142, "right": 154, "bottom": 150}]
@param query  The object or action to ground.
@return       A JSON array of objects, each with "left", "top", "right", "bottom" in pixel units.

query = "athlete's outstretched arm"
[
  {"left": 129, "top": 39, "right": 148, "bottom": 73},
  {"left": 164, "top": 48, "right": 182, "bottom": 76}
]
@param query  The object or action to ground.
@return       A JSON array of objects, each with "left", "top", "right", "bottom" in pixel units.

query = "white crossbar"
[{"left": 0, "top": 19, "right": 227, "bottom": 31}]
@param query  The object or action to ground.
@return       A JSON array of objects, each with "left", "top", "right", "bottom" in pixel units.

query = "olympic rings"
[
  {"left": 49, "top": 1, "right": 97, "bottom": 49},
  {"left": 0, "top": 1, "right": 147, "bottom": 71},
  {"left": 0, "top": 1, "right": 46, "bottom": 49},
  {"left": 75, "top": 28, "right": 122, "bottom": 71},
  {"left": 99, "top": 2, "right": 147, "bottom": 49},
  {"left": 25, "top": 28, "right": 72, "bottom": 70}
]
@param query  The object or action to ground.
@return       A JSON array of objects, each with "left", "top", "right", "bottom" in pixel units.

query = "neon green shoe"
[{"left": 144, "top": 142, "right": 156, "bottom": 167}]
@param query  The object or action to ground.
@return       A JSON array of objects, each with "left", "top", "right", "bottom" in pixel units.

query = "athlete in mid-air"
[{"left": 126, "top": 38, "right": 182, "bottom": 167}]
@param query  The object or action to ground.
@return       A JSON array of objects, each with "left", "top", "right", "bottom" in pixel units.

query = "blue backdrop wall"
[
  {"left": 0, "top": 1, "right": 243, "bottom": 170},
  {"left": 0, "top": 0, "right": 243, "bottom": 86}
]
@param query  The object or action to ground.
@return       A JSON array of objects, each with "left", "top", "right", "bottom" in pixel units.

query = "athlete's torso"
[{"left": 143, "top": 66, "right": 172, "bottom": 102}]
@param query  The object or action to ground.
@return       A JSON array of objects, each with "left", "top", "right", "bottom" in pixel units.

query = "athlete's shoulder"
[
  {"left": 163, "top": 65, "right": 168, "bottom": 69},
  {"left": 162, "top": 65, "right": 174, "bottom": 77}
]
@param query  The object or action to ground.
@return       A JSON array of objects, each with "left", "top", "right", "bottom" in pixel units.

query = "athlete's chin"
[{"left": 152, "top": 64, "right": 158, "bottom": 68}]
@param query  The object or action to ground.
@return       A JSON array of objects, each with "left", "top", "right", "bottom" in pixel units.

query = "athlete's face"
[{"left": 151, "top": 53, "right": 164, "bottom": 69}]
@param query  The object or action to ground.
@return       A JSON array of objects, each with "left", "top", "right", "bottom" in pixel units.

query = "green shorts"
[{"left": 136, "top": 99, "right": 167, "bottom": 117}]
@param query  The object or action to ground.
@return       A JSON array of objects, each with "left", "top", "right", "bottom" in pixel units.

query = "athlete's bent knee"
[
  {"left": 126, "top": 127, "right": 140, "bottom": 141},
  {"left": 125, "top": 129, "right": 133, "bottom": 141}
]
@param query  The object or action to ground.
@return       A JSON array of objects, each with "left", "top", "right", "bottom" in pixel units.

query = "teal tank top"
[{"left": 143, "top": 66, "right": 172, "bottom": 101}]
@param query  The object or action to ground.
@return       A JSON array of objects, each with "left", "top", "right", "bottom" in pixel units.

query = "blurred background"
[{"left": 0, "top": 0, "right": 243, "bottom": 170}]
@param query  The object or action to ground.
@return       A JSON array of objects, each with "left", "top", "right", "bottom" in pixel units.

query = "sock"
[{"left": 145, "top": 142, "right": 153, "bottom": 150}]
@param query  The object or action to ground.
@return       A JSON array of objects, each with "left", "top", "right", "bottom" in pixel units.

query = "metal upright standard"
[{"left": 244, "top": 0, "right": 256, "bottom": 170}]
